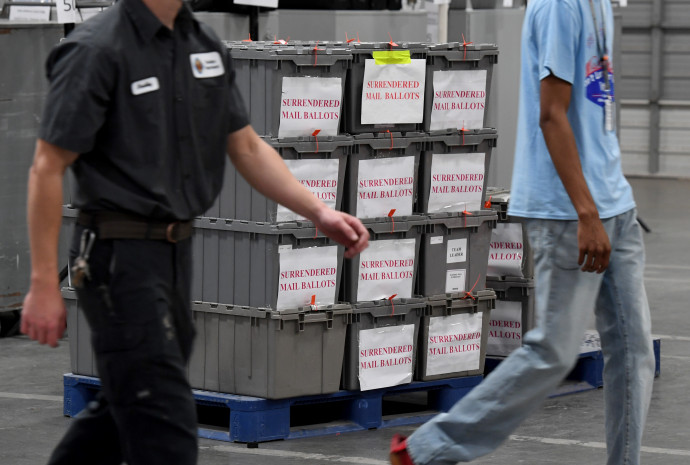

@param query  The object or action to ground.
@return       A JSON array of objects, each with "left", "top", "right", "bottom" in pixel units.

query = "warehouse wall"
[{"left": 617, "top": 0, "right": 690, "bottom": 177}]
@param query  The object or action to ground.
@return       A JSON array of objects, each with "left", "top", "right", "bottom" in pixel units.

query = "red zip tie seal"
[
  {"left": 345, "top": 32, "right": 356, "bottom": 44},
  {"left": 388, "top": 209, "right": 396, "bottom": 233},
  {"left": 462, "top": 208, "right": 473, "bottom": 227},
  {"left": 462, "top": 274, "right": 481, "bottom": 301},
  {"left": 460, "top": 121, "right": 466, "bottom": 146},
  {"left": 388, "top": 294, "right": 398, "bottom": 316},
  {"left": 242, "top": 33, "right": 252, "bottom": 42},
  {"left": 484, "top": 196, "right": 492, "bottom": 209},
  {"left": 312, "top": 129, "right": 321, "bottom": 153},
  {"left": 461, "top": 34, "right": 473, "bottom": 61},
  {"left": 310, "top": 295, "right": 318, "bottom": 311},
  {"left": 312, "top": 41, "right": 324, "bottom": 66},
  {"left": 388, "top": 32, "right": 398, "bottom": 50}
]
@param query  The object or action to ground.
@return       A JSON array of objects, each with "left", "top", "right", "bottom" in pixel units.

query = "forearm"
[
  {"left": 540, "top": 116, "right": 599, "bottom": 220},
  {"left": 229, "top": 130, "right": 328, "bottom": 222},
  {"left": 27, "top": 142, "right": 71, "bottom": 287}
]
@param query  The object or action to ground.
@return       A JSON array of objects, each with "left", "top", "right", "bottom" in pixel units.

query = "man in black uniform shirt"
[{"left": 20, "top": 0, "right": 369, "bottom": 463}]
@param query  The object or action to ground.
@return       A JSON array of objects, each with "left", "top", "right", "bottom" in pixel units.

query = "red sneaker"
[{"left": 389, "top": 434, "right": 415, "bottom": 465}]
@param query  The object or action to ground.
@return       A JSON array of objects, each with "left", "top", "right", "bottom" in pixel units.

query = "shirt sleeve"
[
  {"left": 39, "top": 40, "right": 115, "bottom": 154},
  {"left": 537, "top": 0, "right": 582, "bottom": 84},
  {"left": 224, "top": 48, "right": 250, "bottom": 134}
]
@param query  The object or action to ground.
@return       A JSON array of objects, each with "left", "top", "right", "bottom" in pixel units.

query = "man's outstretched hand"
[{"left": 313, "top": 208, "right": 369, "bottom": 259}]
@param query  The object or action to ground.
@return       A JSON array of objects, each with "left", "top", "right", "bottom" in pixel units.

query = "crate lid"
[
  {"left": 269, "top": 303, "right": 352, "bottom": 321},
  {"left": 351, "top": 42, "right": 428, "bottom": 54},
  {"left": 352, "top": 297, "right": 426, "bottom": 317},
  {"left": 263, "top": 135, "right": 354, "bottom": 153},
  {"left": 360, "top": 215, "right": 427, "bottom": 234},
  {"left": 425, "top": 289, "right": 496, "bottom": 310},
  {"left": 427, "top": 42, "right": 498, "bottom": 52},
  {"left": 426, "top": 128, "right": 498, "bottom": 147},
  {"left": 194, "top": 217, "right": 335, "bottom": 240},
  {"left": 486, "top": 277, "right": 535, "bottom": 290},
  {"left": 353, "top": 131, "right": 427, "bottom": 151},
  {"left": 192, "top": 301, "right": 271, "bottom": 318},
  {"left": 426, "top": 211, "right": 498, "bottom": 230}
]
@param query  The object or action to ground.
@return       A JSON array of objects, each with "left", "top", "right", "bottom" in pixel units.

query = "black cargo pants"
[{"left": 48, "top": 224, "right": 198, "bottom": 465}]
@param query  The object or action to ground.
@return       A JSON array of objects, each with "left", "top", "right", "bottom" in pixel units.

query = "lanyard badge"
[{"left": 588, "top": 0, "right": 614, "bottom": 132}]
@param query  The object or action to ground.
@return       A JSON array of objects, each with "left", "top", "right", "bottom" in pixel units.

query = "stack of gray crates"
[
  {"left": 413, "top": 43, "right": 500, "bottom": 382},
  {"left": 182, "top": 40, "right": 358, "bottom": 399},
  {"left": 485, "top": 187, "right": 536, "bottom": 358}
]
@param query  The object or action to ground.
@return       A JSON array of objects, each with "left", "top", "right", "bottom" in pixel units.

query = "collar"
[{"left": 123, "top": 0, "right": 197, "bottom": 42}]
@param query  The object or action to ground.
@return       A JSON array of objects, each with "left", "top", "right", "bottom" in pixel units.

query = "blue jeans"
[{"left": 407, "top": 209, "right": 655, "bottom": 465}]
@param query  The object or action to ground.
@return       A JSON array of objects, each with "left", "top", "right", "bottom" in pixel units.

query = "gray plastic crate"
[
  {"left": 344, "top": 132, "right": 426, "bottom": 219},
  {"left": 424, "top": 43, "right": 498, "bottom": 132},
  {"left": 485, "top": 277, "right": 535, "bottom": 357},
  {"left": 191, "top": 218, "right": 344, "bottom": 309},
  {"left": 485, "top": 187, "right": 534, "bottom": 279},
  {"left": 417, "top": 210, "right": 498, "bottom": 298},
  {"left": 343, "top": 42, "right": 428, "bottom": 134},
  {"left": 341, "top": 216, "right": 425, "bottom": 303},
  {"left": 204, "top": 135, "right": 352, "bottom": 222},
  {"left": 62, "top": 287, "right": 97, "bottom": 377},
  {"left": 342, "top": 298, "right": 426, "bottom": 391},
  {"left": 417, "top": 129, "right": 497, "bottom": 214},
  {"left": 227, "top": 42, "right": 352, "bottom": 137},
  {"left": 416, "top": 290, "right": 495, "bottom": 381},
  {"left": 189, "top": 301, "right": 351, "bottom": 399}
]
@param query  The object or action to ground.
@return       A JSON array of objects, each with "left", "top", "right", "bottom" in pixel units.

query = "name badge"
[
  {"left": 131, "top": 77, "right": 160, "bottom": 96},
  {"left": 190, "top": 51, "right": 225, "bottom": 79}
]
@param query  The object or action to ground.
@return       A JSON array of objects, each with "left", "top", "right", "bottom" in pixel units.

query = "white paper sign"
[
  {"left": 357, "top": 239, "right": 416, "bottom": 302},
  {"left": 277, "top": 159, "right": 340, "bottom": 222},
  {"left": 503, "top": 0, "right": 514, "bottom": 7},
  {"left": 277, "top": 246, "right": 338, "bottom": 310},
  {"left": 447, "top": 238, "right": 467, "bottom": 264},
  {"left": 427, "top": 152, "right": 485, "bottom": 213},
  {"left": 430, "top": 236, "right": 444, "bottom": 245},
  {"left": 9, "top": 5, "right": 51, "bottom": 21},
  {"left": 56, "top": 0, "right": 77, "bottom": 23},
  {"left": 233, "top": 0, "right": 278, "bottom": 7},
  {"left": 445, "top": 269, "right": 466, "bottom": 293},
  {"left": 361, "top": 59, "right": 426, "bottom": 125},
  {"left": 426, "top": 312, "right": 483, "bottom": 376},
  {"left": 78, "top": 7, "right": 105, "bottom": 22},
  {"left": 359, "top": 325, "right": 415, "bottom": 391},
  {"left": 278, "top": 77, "right": 342, "bottom": 138},
  {"left": 487, "top": 223, "right": 524, "bottom": 278},
  {"left": 356, "top": 156, "right": 415, "bottom": 219},
  {"left": 430, "top": 70, "right": 487, "bottom": 131},
  {"left": 487, "top": 301, "right": 522, "bottom": 356}
]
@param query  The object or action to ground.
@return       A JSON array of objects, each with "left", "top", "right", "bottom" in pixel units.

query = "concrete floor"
[{"left": 1, "top": 177, "right": 689, "bottom": 465}]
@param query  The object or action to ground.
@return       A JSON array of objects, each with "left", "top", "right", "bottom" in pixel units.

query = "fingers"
[
  {"left": 343, "top": 215, "right": 369, "bottom": 259},
  {"left": 579, "top": 245, "right": 611, "bottom": 273}
]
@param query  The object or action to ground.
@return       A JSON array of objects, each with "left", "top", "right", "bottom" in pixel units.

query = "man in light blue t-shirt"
[{"left": 390, "top": 1, "right": 655, "bottom": 464}]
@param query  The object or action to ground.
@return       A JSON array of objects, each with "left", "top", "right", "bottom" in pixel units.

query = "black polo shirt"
[{"left": 39, "top": 0, "right": 249, "bottom": 221}]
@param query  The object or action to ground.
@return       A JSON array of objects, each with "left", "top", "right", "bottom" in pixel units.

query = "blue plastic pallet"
[
  {"left": 485, "top": 337, "right": 661, "bottom": 397},
  {"left": 63, "top": 374, "right": 483, "bottom": 443}
]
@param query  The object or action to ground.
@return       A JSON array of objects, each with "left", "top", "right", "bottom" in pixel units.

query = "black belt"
[{"left": 77, "top": 211, "right": 193, "bottom": 243}]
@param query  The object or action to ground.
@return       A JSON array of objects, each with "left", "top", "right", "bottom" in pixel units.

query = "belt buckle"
[{"left": 166, "top": 222, "right": 180, "bottom": 243}]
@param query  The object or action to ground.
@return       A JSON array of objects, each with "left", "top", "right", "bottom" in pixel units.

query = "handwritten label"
[
  {"left": 430, "top": 236, "right": 444, "bottom": 245},
  {"left": 359, "top": 324, "right": 415, "bottom": 391},
  {"left": 487, "top": 223, "right": 524, "bottom": 278},
  {"left": 56, "top": 0, "right": 76, "bottom": 23},
  {"left": 277, "top": 159, "right": 340, "bottom": 222},
  {"left": 361, "top": 59, "right": 426, "bottom": 125},
  {"left": 427, "top": 152, "right": 485, "bottom": 213},
  {"left": 430, "top": 70, "right": 487, "bottom": 131},
  {"left": 487, "top": 301, "right": 522, "bottom": 356},
  {"left": 279, "top": 77, "right": 342, "bottom": 138},
  {"left": 357, "top": 239, "right": 416, "bottom": 302},
  {"left": 445, "top": 269, "right": 466, "bottom": 293},
  {"left": 9, "top": 5, "right": 51, "bottom": 21},
  {"left": 426, "top": 312, "right": 483, "bottom": 376},
  {"left": 356, "top": 156, "right": 415, "bottom": 219},
  {"left": 446, "top": 238, "right": 467, "bottom": 264},
  {"left": 277, "top": 246, "right": 338, "bottom": 310}
]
